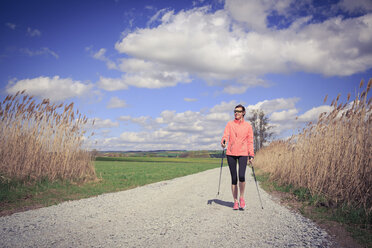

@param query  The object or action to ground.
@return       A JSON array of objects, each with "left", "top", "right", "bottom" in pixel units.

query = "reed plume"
[
  {"left": 0, "top": 92, "right": 96, "bottom": 182},
  {"left": 255, "top": 79, "right": 372, "bottom": 215}
]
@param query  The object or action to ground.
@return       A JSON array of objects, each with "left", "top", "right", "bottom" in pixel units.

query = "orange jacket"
[{"left": 221, "top": 118, "right": 254, "bottom": 157}]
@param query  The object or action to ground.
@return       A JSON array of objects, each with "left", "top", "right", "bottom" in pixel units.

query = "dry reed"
[
  {"left": 0, "top": 91, "right": 96, "bottom": 183},
  {"left": 255, "top": 79, "right": 372, "bottom": 214}
]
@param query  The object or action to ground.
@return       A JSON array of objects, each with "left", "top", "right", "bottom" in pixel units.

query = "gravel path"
[{"left": 0, "top": 167, "right": 332, "bottom": 247}]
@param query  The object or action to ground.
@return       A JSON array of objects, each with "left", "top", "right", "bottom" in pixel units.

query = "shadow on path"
[{"left": 207, "top": 199, "right": 233, "bottom": 208}]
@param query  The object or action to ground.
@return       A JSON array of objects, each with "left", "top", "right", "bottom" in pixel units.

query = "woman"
[{"left": 221, "top": 104, "right": 254, "bottom": 210}]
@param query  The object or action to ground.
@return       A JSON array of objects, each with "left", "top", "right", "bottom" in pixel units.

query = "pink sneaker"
[
  {"left": 233, "top": 201, "right": 239, "bottom": 210},
  {"left": 239, "top": 197, "right": 246, "bottom": 209}
]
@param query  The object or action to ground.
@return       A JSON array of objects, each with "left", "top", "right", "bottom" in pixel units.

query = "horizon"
[{"left": 1, "top": 0, "right": 372, "bottom": 151}]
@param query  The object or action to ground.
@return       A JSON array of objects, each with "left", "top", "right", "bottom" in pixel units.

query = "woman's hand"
[
  {"left": 249, "top": 156, "right": 254, "bottom": 164},
  {"left": 221, "top": 140, "right": 226, "bottom": 148}
]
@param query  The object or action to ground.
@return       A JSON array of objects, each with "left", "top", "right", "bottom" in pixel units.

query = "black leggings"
[{"left": 227, "top": 155, "right": 248, "bottom": 185}]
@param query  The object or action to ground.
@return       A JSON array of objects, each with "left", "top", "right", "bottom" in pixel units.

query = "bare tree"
[{"left": 247, "top": 109, "right": 273, "bottom": 152}]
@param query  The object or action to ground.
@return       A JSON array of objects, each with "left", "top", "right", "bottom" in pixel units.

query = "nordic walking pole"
[
  {"left": 217, "top": 140, "right": 226, "bottom": 195},
  {"left": 250, "top": 160, "right": 264, "bottom": 209}
]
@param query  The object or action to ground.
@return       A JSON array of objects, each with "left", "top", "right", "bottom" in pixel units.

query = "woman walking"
[{"left": 221, "top": 104, "right": 254, "bottom": 210}]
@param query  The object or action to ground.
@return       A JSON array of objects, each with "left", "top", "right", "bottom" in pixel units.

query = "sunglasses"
[{"left": 234, "top": 110, "right": 244, "bottom": 113}]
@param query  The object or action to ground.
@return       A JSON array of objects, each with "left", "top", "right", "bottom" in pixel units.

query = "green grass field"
[{"left": 0, "top": 157, "right": 222, "bottom": 215}]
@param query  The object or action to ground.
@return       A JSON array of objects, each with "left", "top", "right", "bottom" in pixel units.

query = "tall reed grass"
[
  {"left": 255, "top": 80, "right": 372, "bottom": 214},
  {"left": 0, "top": 91, "right": 96, "bottom": 183}
]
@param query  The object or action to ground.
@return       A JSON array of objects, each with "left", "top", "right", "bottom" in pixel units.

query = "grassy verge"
[
  {"left": 254, "top": 170, "right": 372, "bottom": 248},
  {"left": 0, "top": 157, "right": 220, "bottom": 216}
]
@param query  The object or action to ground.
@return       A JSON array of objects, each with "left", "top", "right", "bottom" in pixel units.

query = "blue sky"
[{"left": 1, "top": 0, "right": 372, "bottom": 151}]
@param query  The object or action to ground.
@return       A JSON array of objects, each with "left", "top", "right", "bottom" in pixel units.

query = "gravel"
[{"left": 0, "top": 167, "right": 332, "bottom": 247}]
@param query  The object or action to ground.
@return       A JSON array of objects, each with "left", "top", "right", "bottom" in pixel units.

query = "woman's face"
[{"left": 234, "top": 107, "right": 244, "bottom": 120}]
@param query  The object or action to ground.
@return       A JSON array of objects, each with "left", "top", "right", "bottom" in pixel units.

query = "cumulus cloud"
[
  {"left": 92, "top": 118, "right": 119, "bottom": 129},
  {"left": 119, "top": 115, "right": 159, "bottom": 130},
  {"left": 224, "top": 0, "right": 293, "bottom": 31},
  {"left": 265, "top": 103, "right": 334, "bottom": 136},
  {"left": 97, "top": 77, "right": 128, "bottom": 91},
  {"left": 205, "top": 112, "right": 230, "bottom": 122},
  {"left": 97, "top": 58, "right": 191, "bottom": 91},
  {"left": 243, "top": 98, "right": 301, "bottom": 135},
  {"left": 270, "top": 108, "right": 298, "bottom": 122},
  {"left": 118, "top": 115, "right": 132, "bottom": 121},
  {"left": 108, "top": 1, "right": 372, "bottom": 93},
  {"left": 296, "top": 105, "right": 333, "bottom": 123},
  {"left": 6, "top": 76, "right": 93, "bottom": 101},
  {"left": 247, "top": 98, "right": 299, "bottom": 115},
  {"left": 91, "top": 97, "right": 315, "bottom": 150},
  {"left": 210, "top": 100, "right": 240, "bottom": 113},
  {"left": 243, "top": 98, "right": 333, "bottom": 136},
  {"left": 89, "top": 96, "right": 336, "bottom": 150},
  {"left": 107, "top": 96, "right": 127, "bottom": 108},
  {"left": 93, "top": 101, "right": 234, "bottom": 150}
]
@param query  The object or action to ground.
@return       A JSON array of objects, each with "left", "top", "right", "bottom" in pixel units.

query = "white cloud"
[
  {"left": 107, "top": 97, "right": 127, "bottom": 109},
  {"left": 93, "top": 102, "right": 231, "bottom": 150},
  {"left": 118, "top": 115, "right": 131, "bottom": 121},
  {"left": 145, "top": 5, "right": 155, "bottom": 10},
  {"left": 270, "top": 108, "right": 298, "bottom": 122},
  {"left": 184, "top": 98, "right": 197, "bottom": 102},
  {"left": 92, "top": 118, "right": 119, "bottom": 129},
  {"left": 90, "top": 100, "right": 239, "bottom": 150},
  {"left": 243, "top": 98, "right": 301, "bottom": 136},
  {"left": 97, "top": 58, "right": 191, "bottom": 91},
  {"left": 205, "top": 112, "right": 230, "bottom": 122},
  {"left": 337, "top": 0, "right": 372, "bottom": 14},
  {"left": 119, "top": 132, "right": 147, "bottom": 143},
  {"left": 210, "top": 100, "right": 239, "bottom": 113},
  {"left": 6, "top": 22, "right": 16, "bottom": 30},
  {"left": 89, "top": 97, "right": 335, "bottom": 150},
  {"left": 27, "top": 27, "right": 41, "bottom": 37},
  {"left": 108, "top": 2, "right": 372, "bottom": 93},
  {"left": 266, "top": 105, "right": 334, "bottom": 136},
  {"left": 223, "top": 84, "right": 249, "bottom": 94},
  {"left": 119, "top": 115, "right": 158, "bottom": 130},
  {"left": 224, "top": 0, "right": 292, "bottom": 31},
  {"left": 147, "top": 8, "right": 169, "bottom": 26},
  {"left": 119, "top": 58, "right": 191, "bottom": 88},
  {"left": 296, "top": 105, "right": 333, "bottom": 123},
  {"left": 247, "top": 98, "right": 300, "bottom": 115},
  {"left": 92, "top": 48, "right": 117, "bottom": 69},
  {"left": 97, "top": 76, "right": 128, "bottom": 91},
  {"left": 131, "top": 116, "right": 152, "bottom": 126},
  {"left": 93, "top": 48, "right": 106, "bottom": 59},
  {"left": 20, "top": 47, "right": 59, "bottom": 59},
  {"left": 6, "top": 76, "right": 94, "bottom": 101}
]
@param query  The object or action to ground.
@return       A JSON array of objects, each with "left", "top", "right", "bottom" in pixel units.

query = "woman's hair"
[
  {"left": 235, "top": 104, "right": 246, "bottom": 116},
  {"left": 235, "top": 104, "right": 245, "bottom": 111}
]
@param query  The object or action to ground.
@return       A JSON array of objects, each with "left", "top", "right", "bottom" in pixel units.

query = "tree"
[{"left": 247, "top": 109, "right": 273, "bottom": 152}]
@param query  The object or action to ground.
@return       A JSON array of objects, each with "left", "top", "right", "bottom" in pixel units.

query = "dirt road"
[{"left": 0, "top": 167, "right": 331, "bottom": 247}]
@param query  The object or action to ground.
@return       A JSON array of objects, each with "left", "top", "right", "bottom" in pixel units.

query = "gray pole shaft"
[
  {"left": 251, "top": 163, "right": 264, "bottom": 209},
  {"left": 217, "top": 149, "right": 225, "bottom": 195}
]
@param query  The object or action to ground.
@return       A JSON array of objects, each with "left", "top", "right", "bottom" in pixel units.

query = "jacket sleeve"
[
  {"left": 221, "top": 122, "right": 230, "bottom": 145},
  {"left": 247, "top": 123, "right": 254, "bottom": 157}
]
